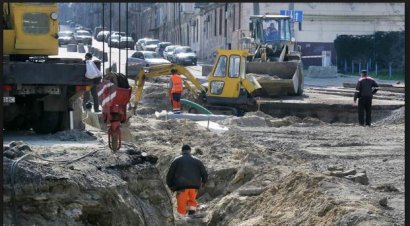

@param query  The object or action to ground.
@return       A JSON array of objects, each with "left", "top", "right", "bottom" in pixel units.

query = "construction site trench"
[{"left": 3, "top": 78, "right": 405, "bottom": 226}]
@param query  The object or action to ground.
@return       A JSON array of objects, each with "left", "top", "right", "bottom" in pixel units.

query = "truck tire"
[{"left": 33, "top": 111, "right": 60, "bottom": 134}]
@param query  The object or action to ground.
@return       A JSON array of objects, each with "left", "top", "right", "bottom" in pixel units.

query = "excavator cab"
[
  {"left": 243, "top": 15, "right": 304, "bottom": 96},
  {"left": 206, "top": 49, "right": 261, "bottom": 106},
  {"left": 249, "top": 15, "right": 295, "bottom": 62}
]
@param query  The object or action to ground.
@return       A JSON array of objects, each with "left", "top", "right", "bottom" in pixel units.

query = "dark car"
[
  {"left": 96, "top": 31, "right": 110, "bottom": 42},
  {"left": 155, "top": 42, "right": 172, "bottom": 57},
  {"left": 126, "top": 51, "right": 170, "bottom": 78},
  {"left": 119, "top": 36, "right": 135, "bottom": 49},
  {"left": 170, "top": 46, "right": 197, "bottom": 65},
  {"left": 74, "top": 30, "right": 92, "bottom": 45},
  {"left": 107, "top": 34, "right": 121, "bottom": 48},
  {"left": 58, "top": 31, "right": 75, "bottom": 46}
]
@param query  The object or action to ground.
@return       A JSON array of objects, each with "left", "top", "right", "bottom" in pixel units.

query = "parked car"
[
  {"left": 119, "top": 36, "right": 135, "bottom": 49},
  {"left": 58, "top": 31, "right": 75, "bottom": 46},
  {"left": 96, "top": 31, "right": 110, "bottom": 42},
  {"left": 94, "top": 26, "right": 107, "bottom": 39},
  {"left": 104, "top": 31, "right": 125, "bottom": 42},
  {"left": 126, "top": 51, "right": 170, "bottom": 78},
  {"left": 74, "top": 25, "right": 84, "bottom": 32},
  {"left": 143, "top": 39, "right": 160, "bottom": 51},
  {"left": 74, "top": 30, "right": 92, "bottom": 45},
  {"left": 163, "top": 45, "right": 180, "bottom": 61},
  {"left": 135, "top": 38, "right": 151, "bottom": 51},
  {"left": 155, "top": 42, "right": 172, "bottom": 57},
  {"left": 107, "top": 34, "right": 121, "bottom": 48},
  {"left": 169, "top": 46, "right": 197, "bottom": 65}
]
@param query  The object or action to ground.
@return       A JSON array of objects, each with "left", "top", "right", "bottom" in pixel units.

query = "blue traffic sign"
[{"left": 280, "top": 10, "right": 303, "bottom": 22}]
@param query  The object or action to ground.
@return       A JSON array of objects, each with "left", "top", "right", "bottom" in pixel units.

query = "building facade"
[
  {"left": 151, "top": 2, "right": 404, "bottom": 65},
  {"left": 59, "top": 3, "right": 404, "bottom": 66}
]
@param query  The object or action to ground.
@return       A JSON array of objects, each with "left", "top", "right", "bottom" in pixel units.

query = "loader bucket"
[{"left": 246, "top": 61, "right": 303, "bottom": 96}]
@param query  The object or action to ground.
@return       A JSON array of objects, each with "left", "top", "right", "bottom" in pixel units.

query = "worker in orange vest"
[{"left": 169, "top": 69, "right": 183, "bottom": 113}]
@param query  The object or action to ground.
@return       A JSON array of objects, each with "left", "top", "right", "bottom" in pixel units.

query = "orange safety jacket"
[{"left": 170, "top": 74, "right": 183, "bottom": 93}]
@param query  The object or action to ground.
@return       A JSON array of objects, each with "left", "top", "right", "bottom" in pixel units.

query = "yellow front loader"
[{"left": 132, "top": 49, "right": 262, "bottom": 115}]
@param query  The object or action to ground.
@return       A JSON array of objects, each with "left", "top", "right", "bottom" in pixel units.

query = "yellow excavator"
[{"left": 133, "top": 49, "right": 262, "bottom": 115}]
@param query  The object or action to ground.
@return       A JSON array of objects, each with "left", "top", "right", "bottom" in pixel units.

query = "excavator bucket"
[{"left": 246, "top": 61, "right": 303, "bottom": 96}]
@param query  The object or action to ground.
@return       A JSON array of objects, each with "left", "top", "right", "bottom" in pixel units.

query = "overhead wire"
[{"left": 118, "top": 2, "right": 121, "bottom": 74}]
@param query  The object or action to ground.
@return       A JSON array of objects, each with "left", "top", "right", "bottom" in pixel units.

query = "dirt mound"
[
  {"left": 244, "top": 111, "right": 274, "bottom": 120},
  {"left": 376, "top": 107, "right": 404, "bottom": 125},
  {"left": 208, "top": 171, "right": 390, "bottom": 226},
  {"left": 223, "top": 115, "right": 269, "bottom": 127}
]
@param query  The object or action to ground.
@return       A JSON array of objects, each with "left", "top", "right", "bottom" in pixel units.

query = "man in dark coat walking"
[{"left": 166, "top": 144, "right": 208, "bottom": 216}]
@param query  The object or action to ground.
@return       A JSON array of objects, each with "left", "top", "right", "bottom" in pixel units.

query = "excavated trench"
[
  {"left": 257, "top": 103, "right": 400, "bottom": 124},
  {"left": 2, "top": 140, "right": 174, "bottom": 226}
]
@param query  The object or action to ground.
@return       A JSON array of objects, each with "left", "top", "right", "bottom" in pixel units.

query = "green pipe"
[{"left": 181, "top": 99, "right": 213, "bottom": 115}]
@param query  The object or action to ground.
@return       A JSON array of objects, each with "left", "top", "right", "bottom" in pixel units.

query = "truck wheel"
[{"left": 33, "top": 111, "right": 60, "bottom": 134}]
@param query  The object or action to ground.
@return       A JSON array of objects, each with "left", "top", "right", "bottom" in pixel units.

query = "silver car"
[
  {"left": 170, "top": 46, "right": 197, "bottom": 65},
  {"left": 126, "top": 51, "right": 171, "bottom": 78},
  {"left": 143, "top": 39, "right": 160, "bottom": 51},
  {"left": 163, "top": 45, "right": 180, "bottom": 61},
  {"left": 74, "top": 30, "right": 92, "bottom": 45}
]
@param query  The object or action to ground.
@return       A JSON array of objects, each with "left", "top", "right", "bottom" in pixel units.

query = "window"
[
  {"left": 144, "top": 52, "right": 161, "bottom": 59},
  {"left": 229, "top": 55, "right": 240, "bottom": 78},
  {"left": 132, "top": 52, "right": 141, "bottom": 58},
  {"left": 23, "top": 13, "right": 49, "bottom": 34},
  {"left": 233, "top": 5, "right": 235, "bottom": 31},
  {"left": 214, "top": 56, "right": 227, "bottom": 77},
  {"left": 214, "top": 10, "right": 217, "bottom": 36},
  {"left": 238, "top": 3, "right": 241, "bottom": 30},
  {"left": 210, "top": 81, "right": 224, "bottom": 95},
  {"left": 196, "top": 19, "right": 199, "bottom": 42},
  {"left": 219, "top": 8, "right": 222, "bottom": 36}
]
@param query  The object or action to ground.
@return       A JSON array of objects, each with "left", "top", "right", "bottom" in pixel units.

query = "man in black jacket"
[
  {"left": 166, "top": 144, "right": 208, "bottom": 216},
  {"left": 354, "top": 70, "right": 379, "bottom": 126}
]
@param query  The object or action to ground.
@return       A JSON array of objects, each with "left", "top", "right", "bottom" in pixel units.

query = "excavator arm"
[{"left": 133, "top": 64, "right": 207, "bottom": 108}]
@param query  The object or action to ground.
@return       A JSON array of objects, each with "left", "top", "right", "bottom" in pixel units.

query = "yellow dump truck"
[{"left": 3, "top": 3, "right": 95, "bottom": 133}]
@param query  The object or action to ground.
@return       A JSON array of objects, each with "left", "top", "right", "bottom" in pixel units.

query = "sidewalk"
[{"left": 304, "top": 74, "right": 401, "bottom": 88}]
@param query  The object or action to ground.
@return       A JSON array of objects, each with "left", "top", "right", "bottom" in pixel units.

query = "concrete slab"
[{"left": 306, "top": 66, "right": 338, "bottom": 78}]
